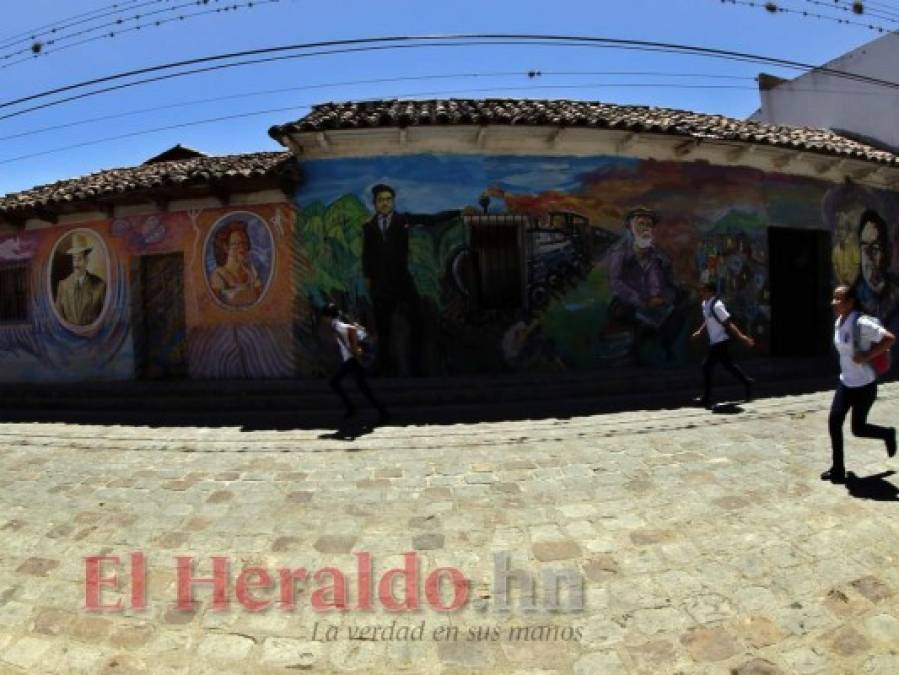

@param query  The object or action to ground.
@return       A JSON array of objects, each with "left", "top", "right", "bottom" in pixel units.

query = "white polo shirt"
[
  {"left": 702, "top": 297, "right": 731, "bottom": 345},
  {"left": 834, "top": 311, "right": 886, "bottom": 388},
  {"left": 331, "top": 319, "right": 355, "bottom": 362}
]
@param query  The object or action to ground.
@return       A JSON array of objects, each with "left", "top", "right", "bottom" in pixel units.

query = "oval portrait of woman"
[
  {"left": 204, "top": 212, "right": 275, "bottom": 309},
  {"left": 48, "top": 229, "right": 110, "bottom": 330}
]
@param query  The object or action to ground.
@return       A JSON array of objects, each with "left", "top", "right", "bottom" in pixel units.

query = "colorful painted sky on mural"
[
  {"left": 0, "top": 0, "right": 891, "bottom": 196},
  {"left": 293, "top": 152, "right": 899, "bottom": 377}
]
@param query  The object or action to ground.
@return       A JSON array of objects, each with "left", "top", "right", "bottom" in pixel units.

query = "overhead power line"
[
  {"left": 0, "top": 70, "right": 759, "bottom": 142},
  {"left": 828, "top": 1, "right": 899, "bottom": 19},
  {"left": 0, "top": 83, "right": 755, "bottom": 167},
  {"left": 0, "top": 0, "right": 149, "bottom": 47},
  {"left": 800, "top": 0, "right": 899, "bottom": 22},
  {"left": 1, "top": 1, "right": 195, "bottom": 60},
  {"left": 3, "top": 33, "right": 899, "bottom": 123},
  {"left": 1, "top": 0, "right": 282, "bottom": 68},
  {"left": 5, "top": 76, "right": 899, "bottom": 167},
  {"left": 719, "top": 0, "right": 893, "bottom": 32}
]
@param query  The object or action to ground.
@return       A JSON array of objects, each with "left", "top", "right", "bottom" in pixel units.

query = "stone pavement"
[{"left": 0, "top": 385, "right": 898, "bottom": 675}]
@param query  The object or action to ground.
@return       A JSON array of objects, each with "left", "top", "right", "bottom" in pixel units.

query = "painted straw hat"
[{"left": 66, "top": 233, "right": 93, "bottom": 255}]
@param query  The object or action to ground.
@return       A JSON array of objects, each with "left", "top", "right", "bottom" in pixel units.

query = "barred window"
[{"left": 0, "top": 265, "right": 29, "bottom": 322}]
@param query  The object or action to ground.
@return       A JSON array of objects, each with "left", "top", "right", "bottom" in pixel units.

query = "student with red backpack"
[
  {"left": 322, "top": 303, "right": 389, "bottom": 424},
  {"left": 823, "top": 285, "right": 896, "bottom": 484},
  {"left": 691, "top": 281, "right": 755, "bottom": 408}
]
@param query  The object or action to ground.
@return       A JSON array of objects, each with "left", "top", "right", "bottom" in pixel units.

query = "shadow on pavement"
[
  {"left": 0, "top": 364, "right": 840, "bottom": 432},
  {"left": 844, "top": 471, "right": 899, "bottom": 501},
  {"left": 317, "top": 419, "right": 378, "bottom": 442},
  {"left": 711, "top": 402, "right": 745, "bottom": 415}
]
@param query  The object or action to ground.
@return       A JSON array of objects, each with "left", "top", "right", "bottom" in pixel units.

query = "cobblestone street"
[{"left": 1, "top": 385, "right": 898, "bottom": 674}]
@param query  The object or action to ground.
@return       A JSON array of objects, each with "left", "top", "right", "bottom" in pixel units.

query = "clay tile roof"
[
  {"left": 142, "top": 144, "right": 208, "bottom": 165},
  {"left": 0, "top": 150, "right": 295, "bottom": 221},
  {"left": 269, "top": 98, "right": 899, "bottom": 166}
]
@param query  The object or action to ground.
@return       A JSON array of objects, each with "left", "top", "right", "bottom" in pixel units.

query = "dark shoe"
[
  {"left": 820, "top": 468, "right": 846, "bottom": 484},
  {"left": 691, "top": 396, "right": 711, "bottom": 408},
  {"left": 887, "top": 427, "right": 897, "bottom": 458}
]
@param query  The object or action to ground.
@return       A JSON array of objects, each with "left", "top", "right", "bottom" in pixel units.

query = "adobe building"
[
  {"left": 0, "top": 146, "right": 302, "bottom": 381},
  {"left": 2, "top": 99, "right": 899, "bottom": 383}
]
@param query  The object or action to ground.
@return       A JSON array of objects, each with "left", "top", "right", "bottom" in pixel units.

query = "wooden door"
[{"left": 136, "top": 253, "right": 187, "bottom": 379}]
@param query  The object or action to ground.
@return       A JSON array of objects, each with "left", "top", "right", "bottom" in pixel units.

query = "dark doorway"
[
  {"left": 470, "top": 220, "right": 523, "bottom": 309},
  {"left": 768, "top": 227, "right": 832, "bottom": 356},
  {"left": 133, "top": 253, "right": 188, "bottom": 379}
]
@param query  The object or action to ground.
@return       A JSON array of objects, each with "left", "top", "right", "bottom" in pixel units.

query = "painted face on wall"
[
  {"left": 374, "top": 190, "right": 395, "bottom": 216},
  {"left": 629, "top": 215, "right": 655, "bottom": 250},
  {"left": 860, "top": 220, "right": 886, "bottom": 292},
  {"left": 71, "top": 250, "right": 87, "bottom": 275},
  {"left": 836, "top": 213, "right": 853, "bottom": 245},
  {"left": 228, "top": 230, "right": 250, "bottom": 265}
]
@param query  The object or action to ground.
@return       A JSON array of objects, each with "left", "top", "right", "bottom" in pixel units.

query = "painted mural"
[
  {"left": 295, "top": 153, "right": 899, "bottom": 376},
  {"left": 0, "top": 203, "right": 295, "bottom": 383},
  {"left": 2, "top": 153, "right": 899, "bottom": 384},
  {"left": 0, "top": 223, "right": 130, "bottom": 382},
  {"left": 49, "top": 229, "right": 109, "bottom": 330},
  {"left": 825, "top": 181, "right": 899, "bottom": 353},
  {"left": 204, "top": 211, "right": 275, "bottom": 309}
]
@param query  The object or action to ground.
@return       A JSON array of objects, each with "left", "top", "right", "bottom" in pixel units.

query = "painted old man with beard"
[
  {"left": 854, "top": 209, "right": 899, "bottom": 334},
  {"left": 607, "top": 206, "right": 684, "bottom": 361}
]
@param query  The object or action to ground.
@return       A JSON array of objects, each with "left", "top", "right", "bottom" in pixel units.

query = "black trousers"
[
  {"left": 828, "top": 381, "right": 890, "bottom": 473},
  {"left": 372, "top": 288, "right": 423, "bottom": 375},
  {"left": 329, "top": 357, "right": 384, "bottom": 414},
  {"left": 702, "top": 340, "right": 751, "bottom": 401}
]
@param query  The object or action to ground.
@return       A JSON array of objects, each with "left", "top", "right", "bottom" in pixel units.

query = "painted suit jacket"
[
  {"left": 362, "top": 210, "right": 457, "bottom": 301},
  {"left": 55, "top": 272, "right": 106, "bottom": 325}
]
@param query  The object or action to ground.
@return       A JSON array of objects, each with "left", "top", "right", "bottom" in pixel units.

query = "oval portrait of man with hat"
[{"left": 48, "top": 229, "right": 109, "bottom": 329}]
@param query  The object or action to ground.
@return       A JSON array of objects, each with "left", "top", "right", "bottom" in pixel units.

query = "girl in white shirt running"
[{"left": 824, "top": 285, "right": 897, "bottom": 483}]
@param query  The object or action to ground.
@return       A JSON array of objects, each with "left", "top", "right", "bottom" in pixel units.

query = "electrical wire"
[
  {"left": 719, "top": 0, "right": 893, "bottom": 32},
  {"left": 9, "top": 65, "right": 899, "bottom": 145},
  {"left": 800, "top": 0, "right": 899, "bottom": 22},
  {"left": 0, "top": 0, "right": 150, "bottom": 47},
  {"left": 3, "top": 33, "right": 899, "bottom": 119},
  {"left": 4, "top": 76, "right": 899, "bottom": 166},
  {"left": 1, "top": 0, "right": 281, "bottom": 67},
  {"left": 0, "top": 104, "right": 307, "bottom": 166},
  {"left": 827, "top": 0, "right": 899, "bottom": 19},
  {"left": 0, "top": 70, "right": 760, "bottom": 142},
  {"left": 0, "top": 83, "right": 739, "bottom": 166},
  {"left": 2, "top": 1, "right": 197, "bottom": 61}
]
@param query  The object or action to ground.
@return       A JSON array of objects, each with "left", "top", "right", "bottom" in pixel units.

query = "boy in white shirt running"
[
  {"left": 691, "top": 282, "right": 755, "bottom": 408},
  {"left": 322, "top": 303, "right": 389, "bottom": 423}
]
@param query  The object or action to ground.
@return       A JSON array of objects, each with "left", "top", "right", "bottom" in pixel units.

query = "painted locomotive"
[{"left": 450, "top": 211, "right": 617, "bottom": 310}]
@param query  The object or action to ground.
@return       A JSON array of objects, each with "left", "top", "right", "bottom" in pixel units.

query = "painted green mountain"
[{"left": 296, "top": 194, "right": 463, "bottom": 308}]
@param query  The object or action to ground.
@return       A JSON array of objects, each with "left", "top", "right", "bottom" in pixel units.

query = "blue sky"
[{"left": 0, "top": 0, "right": 890, "bottom": 196}]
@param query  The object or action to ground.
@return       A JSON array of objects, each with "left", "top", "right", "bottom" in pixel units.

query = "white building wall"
[{"left": 751, "top": 33, "right": 899, "bottom": 151}]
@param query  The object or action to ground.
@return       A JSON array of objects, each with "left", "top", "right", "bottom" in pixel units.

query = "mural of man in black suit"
[{"left": 362, "top": 183, "right": 456, "bottom": 375}]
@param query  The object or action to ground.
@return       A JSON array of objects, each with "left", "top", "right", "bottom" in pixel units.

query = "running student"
[
  {"left": 823, "top": 284, "right": 896, "bottom": 484},
  {"left": 691, "top": 281, "right": 755, "bottom": 407},
  {"left": 322, "top": 303, "right": 389, "bottom": 423}
]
